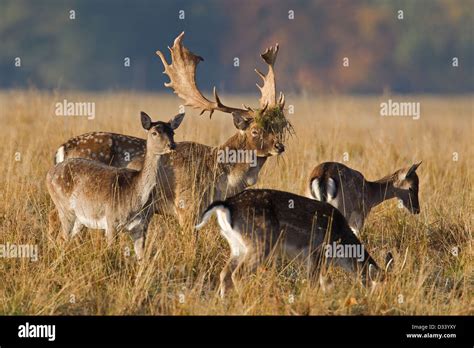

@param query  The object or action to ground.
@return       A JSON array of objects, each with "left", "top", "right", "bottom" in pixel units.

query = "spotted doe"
[{"left": 46, "top": 112, "right": 184, "bottom": 259}]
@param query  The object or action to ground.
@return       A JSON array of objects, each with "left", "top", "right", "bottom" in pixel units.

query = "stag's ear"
[
  {"left": 169, "top": 113, "right": 185, "bottom": 130},
  {"left": 406, "top": 161, "right": 422, "bottom": 177},
  {"left": 141, "top": 111, "right": 152, "bottom": 130},
  {"left": 232, "top": 111, "right": 252, "bottom": 130}
]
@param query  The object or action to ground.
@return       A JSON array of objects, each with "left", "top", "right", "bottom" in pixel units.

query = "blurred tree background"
[{"left": 0, "top": 0, "right": 472, "bottom": 93}]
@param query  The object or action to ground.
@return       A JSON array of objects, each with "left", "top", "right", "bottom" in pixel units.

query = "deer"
[
  {"left": 306, "top": 162, "right": 422, "bottom": 234},
  {"left": 51, "top": 32, "right": 290, "bottom": 227},
  {"left": 195, "top": 189, "right": 394, "bottom": 297},
  {"left": 46, "top": 111, "right": 184, "bottom": 260}
]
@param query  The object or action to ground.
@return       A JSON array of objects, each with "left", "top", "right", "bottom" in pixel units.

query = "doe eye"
[{"left": 152, "top": 131, "right": 158, "bottom": 136}]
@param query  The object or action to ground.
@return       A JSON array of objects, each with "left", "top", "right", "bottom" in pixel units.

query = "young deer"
[
  {"left": 196, "top": 189, "right": 393, "bottom": 297},
  {"left": 46, "top": 112, "right": 184, "bottom": 260},
  {"left": 52, "top": 32, "right": 289, "bottom": 226},
  {"left": 306, "top": 162, "right": 422, "bottom": 234}
]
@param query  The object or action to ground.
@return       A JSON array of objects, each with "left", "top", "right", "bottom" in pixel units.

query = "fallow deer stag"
[
  {"left": 306, "top": 162, "right": 422, "bottom": 234},
  {"left": 196, "top": 189, "right": 394, "bottom": 297},
  {"left": 52, "top": 32, "right": 290, "bottom": 226},
  {"left": 46, "top": 112, "right": 184, "bottom": 260}
]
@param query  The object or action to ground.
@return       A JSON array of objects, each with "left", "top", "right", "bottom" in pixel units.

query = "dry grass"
[{"left": 0, "top": 90, "right": 472, "bottom": 315}]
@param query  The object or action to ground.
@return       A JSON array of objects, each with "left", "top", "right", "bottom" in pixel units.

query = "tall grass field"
[{"left": 0, "top": 90, "right": 471, "bottom": 315}]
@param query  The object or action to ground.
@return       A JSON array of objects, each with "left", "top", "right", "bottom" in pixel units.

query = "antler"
[
  {"left": 255, "top": 44, "right": 285, "bottom": 110},
  {"left": 156, "top": 32, "right": 247, "bottom": 118}
]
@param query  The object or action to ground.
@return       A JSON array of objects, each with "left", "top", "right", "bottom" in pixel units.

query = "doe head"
[
  {"left": 394, "top": 161, "right": 422, "bottom": 214},
  {"left": 140, "top": 111, "right": 185, "bottom": 155}
]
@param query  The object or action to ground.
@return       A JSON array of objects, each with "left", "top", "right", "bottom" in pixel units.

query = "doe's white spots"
[
  {"left": 452, "top": 57, "right": 459, "bottom": 67},
  {"left": 233, "top": 57, "right": 240, "bottom": 67},
  {"left": 14, "top": 57, "right": 21, "bottom": 67},
  {"left": 69, "top": 9, "right": 76, "bottom": 20},
  {"left": 288, "top": 10, "right": 295, "bottom": 20},
  {"left": 179, "top": 104, "right": 185, "bottom": 114},
  {"left": 451, "top": 246, "right": 458, "bottom": 257},
  {"left": 452, "top": 152, "right": 458, "bottom": 161},
  {"left": 343, "top": 152, "right": 349, "bottom": 162},
  {"left": 14, "top": 152, "right": 21, "bottom": 162},
  {"left": 397, "top": 10, "right": 404, "bottom": 20},
  {"left": 397, "top": 294, "right": 404, "bottom": 304},
  {"left": 69, "top": 294, "right": 76, "bottom": 304},
  {"left": 288, "top": 104, "right": 294, "bottom": 114},
  {"left": 343, "top": 57, "right": 349, "bottom": 67},
  {"left": 288, "top": 199, "right": 294, "bottom": 209},
  {"left": 178, "top": 10, "right": 185, "bottom": 20},
  {"left": 124, "top": 57, "right": 131, "bottom": 67}
]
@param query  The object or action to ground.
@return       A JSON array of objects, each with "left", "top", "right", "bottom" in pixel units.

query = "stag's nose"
[
  {"left": 274, "top": 142, "right": 285, "bottom": 154},
  {"left": 168, "top": 142, "right": 176, "bottom": 151}
]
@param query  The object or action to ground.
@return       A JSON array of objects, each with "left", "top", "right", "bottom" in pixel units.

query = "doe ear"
[
  {"left": 406, "top": 161, "right": 422, "bottom": 177},
  {"left": 169, "top": 113, "right": 185, "bottom": 130},
  {"left": 231, "top": 111, "right": 252, "bottom": 130},
  {"left": 141, "top": 111, "right": 153, "bottom": 130}
]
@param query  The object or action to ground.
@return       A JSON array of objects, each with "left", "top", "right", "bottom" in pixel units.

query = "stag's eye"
[{"left": 152, "top": 131, "right": 158, "bottom": 136}]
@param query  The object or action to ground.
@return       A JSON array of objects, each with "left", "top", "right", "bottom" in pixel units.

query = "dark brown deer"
[
  {"left": 306, "top": 162, "right": 422, "bottom": 234},
  {"left": 196, "top": 189, "right": 393, "bottom": 297},
  {"left": 46, "top": 112, "right": 183, "bottom": 260},
  {"left": 52, "top": 32, "right": 290, "bottom": 226}
]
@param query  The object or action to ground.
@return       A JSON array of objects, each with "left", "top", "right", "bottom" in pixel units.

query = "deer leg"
[
  {"left": 105, "top": 225, "right": 117, "bottom": 248},
  {"left": 48, "top": 209, "right": 60, "bottom": 234},
  {"left": 70, "top": 219, "right": 84, "bottom": 239},
  {"left": 306, "top": 250, "right": 334, "bottom": 291},
  {"left": 219, "top": 255, "right": 243, "bottom": 298},
  {"left": 328, "top": 230, "right": 381, "bottom": 287},
  {"left": 129, "top": 226, "right": 147, "bottom": 261},
  {"left": 57, "top": 210, "right": 75, "bottom": 242}
]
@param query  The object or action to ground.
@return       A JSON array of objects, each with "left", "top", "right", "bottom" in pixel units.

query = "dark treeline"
[{"left": 0, "top": 0, "right": 472, "bottom": 93}]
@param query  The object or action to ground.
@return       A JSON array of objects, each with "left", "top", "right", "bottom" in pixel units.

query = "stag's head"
[{"left": 156, "top": 32, "right": 291, "bottom": 158}]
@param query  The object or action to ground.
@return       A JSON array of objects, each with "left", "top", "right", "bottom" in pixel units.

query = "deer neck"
[
  {"left": 367, "top": 174, "right": 399, "bottom": 209},
  {"left": 134, "top": 148, "right": 161, "bottom": 207},
  {"left": 217, "top": 132, "right": 267, "bottom": 189}
]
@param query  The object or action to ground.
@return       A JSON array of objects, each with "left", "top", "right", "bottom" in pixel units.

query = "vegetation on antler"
[{"left": 254, "top": 106, "right": 294, "bottom": 141}]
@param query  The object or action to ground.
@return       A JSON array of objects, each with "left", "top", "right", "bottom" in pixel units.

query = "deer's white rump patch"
[{"left": 55, "top": 146, "right": 65, "bottom": 164}]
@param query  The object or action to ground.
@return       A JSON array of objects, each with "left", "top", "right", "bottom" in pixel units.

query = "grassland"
[{"left": 0, "top": 90, "right": 472, "bottom": 315}]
